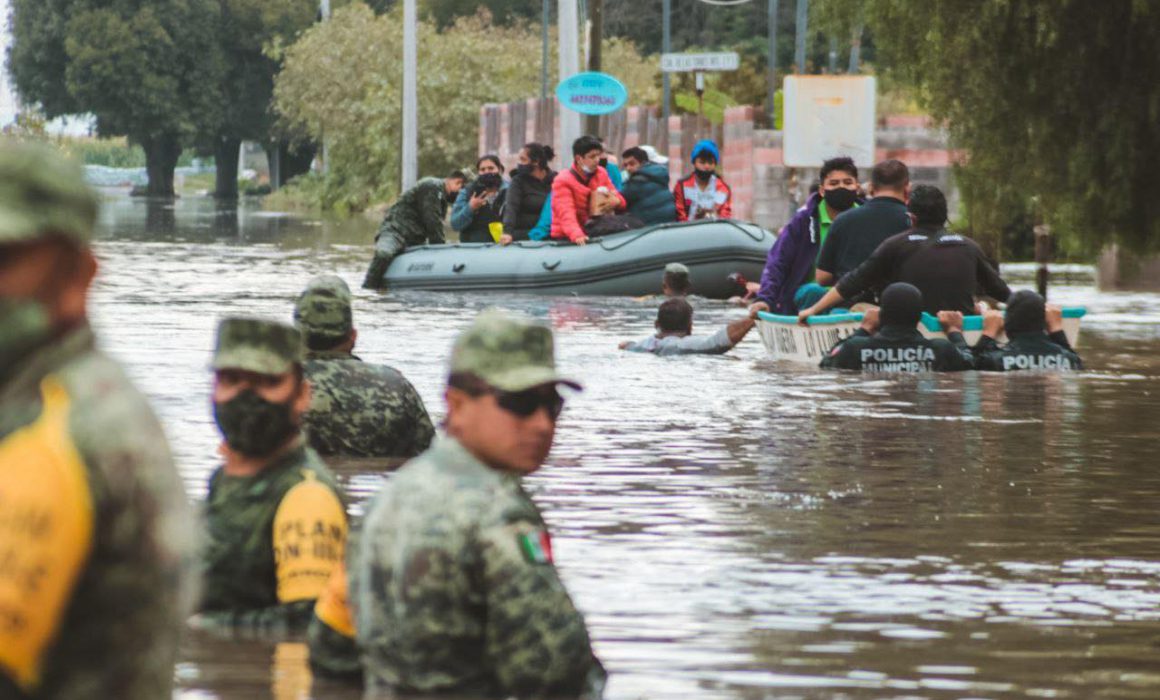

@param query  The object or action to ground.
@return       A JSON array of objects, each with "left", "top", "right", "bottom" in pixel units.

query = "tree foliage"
[
  {"left": 273, "top": 3, "right": 658, "bottom": 212},
  {"left": 815, "top": 0, "right": 1160, "bottom": 254}
]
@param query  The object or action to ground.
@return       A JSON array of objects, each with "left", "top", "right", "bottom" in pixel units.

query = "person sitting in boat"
[
  {"left": 814, "top": 159, "right": 912, "bottom": 303},
  {"left": 747, "top": 156, "right": 862, "bottom": 317},
  {"left": 620, "top": 146, "right": 677, "bottom": 225},
  {"left": 501, "top": 143, "right": 556, "bottom": 243},
  {"left": 597, "top": 137, "right": 624, "bottom": 191},
  {"left": 796, "top": 185, "right": 1011, "bottom": 321},
  {"left": 673, "top": 140, "right": 732, "bottom": 222},
  {"left": 620, "top": 297, "right": 755, "bottom": 356},
  {"left": 973, "top": 290, "right": 1083, "bottom": 371},
  {"left": 450, "top": 155, "right": 508, "bottom": 243},
  {"left": 362, "top": 170, "right": 468, "bottom": 288},
  {"left": 551, "top": 135, "right": 627, "bottom": 246},
  {"left": 816, "top": 282, "right": 976, "bottom": 372}
]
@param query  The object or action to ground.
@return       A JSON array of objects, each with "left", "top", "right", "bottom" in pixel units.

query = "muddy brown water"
[{"left": 88, "top": 196, "right": 1160, "bottom": 699}]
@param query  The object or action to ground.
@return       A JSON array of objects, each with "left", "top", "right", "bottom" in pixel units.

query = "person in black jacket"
[
  {"left": 620, "top": 147, "right": 677, "bottom": 225},
  {"left": 800, "top": 185, "right": 1011, "bottom": 320},
  {"left": 501, "top": 143, "right": 556, "bottom": 243},
  {"left": 819, "top": 282, "right": 976, "bottom": 372},
  {"left": 973, "top": 290, "right": 1083, "bottom": 371},
  {"left": 815, "top": 159, "right": 912, "bottom": 295},
  {"left": 450, "top": 155, "right": 507, "bottom": 243}
]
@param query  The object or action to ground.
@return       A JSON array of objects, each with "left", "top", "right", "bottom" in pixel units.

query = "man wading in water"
[{"left": 819, "top": 282, "right": 976, "bottom": 372}]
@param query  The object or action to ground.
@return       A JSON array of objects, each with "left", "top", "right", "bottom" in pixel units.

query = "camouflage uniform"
[
  {"left": 0, "top": 143, "right": 195, "bottom": 699},
  {"left": 363, "top": 177, "right": 452, "bottom": 288},
  {"left": 198, "top": 318, "right": 348, "bottom": 633},
  {"left": 293, "top": 275, "right": 435, "bottom": 458},
  {"left": 353, "top": 310, "right": 604, "bottom": 698}
]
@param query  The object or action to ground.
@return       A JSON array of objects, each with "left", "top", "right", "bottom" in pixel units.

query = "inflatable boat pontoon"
[{"left": 380, "top": 220, "right": 775, "bottom": 299}]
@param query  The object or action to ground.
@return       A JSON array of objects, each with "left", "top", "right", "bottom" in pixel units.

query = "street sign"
[
  {"left": 660, "top": 52, "right": 740, "bottom": 73},
  {"left": 783, "top": 75, "right": 877, "bottom": 168},
  {"left": 556, "top": 72, "right": 629, "bottom": 115}
]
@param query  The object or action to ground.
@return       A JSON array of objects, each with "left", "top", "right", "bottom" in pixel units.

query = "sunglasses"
[{"left": 492, "top": 386, "right": 566, "bottom": 421}]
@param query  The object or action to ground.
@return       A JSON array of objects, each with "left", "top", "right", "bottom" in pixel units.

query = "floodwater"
[{"left": 88, "top": 195, "right": 1160, "bottom": 700}]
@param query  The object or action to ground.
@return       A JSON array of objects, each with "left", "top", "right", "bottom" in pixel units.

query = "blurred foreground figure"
[
  {"left": 354, "top": 309, "right": 606, "bottom": 698},
  {"left": 0, "top": 142, "right": 194, "bottom": 698}
]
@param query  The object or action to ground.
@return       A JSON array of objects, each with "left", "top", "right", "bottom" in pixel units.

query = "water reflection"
[{"left": 82, "top": 196, "right": 1160, "bottom": 699}]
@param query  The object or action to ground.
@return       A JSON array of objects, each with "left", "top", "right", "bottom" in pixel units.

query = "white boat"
[{"left": 755, "top": 309, "right": 1087, "bottom": 365}]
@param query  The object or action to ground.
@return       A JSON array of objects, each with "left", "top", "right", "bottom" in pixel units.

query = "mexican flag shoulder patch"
[{"left": 518, "top": 530, "right": 553, "bottom": 564}]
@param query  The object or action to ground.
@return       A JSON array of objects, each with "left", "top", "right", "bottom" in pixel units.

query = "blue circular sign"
[{"left": 556, "top": 72, "right": 629, "bottom": 115}]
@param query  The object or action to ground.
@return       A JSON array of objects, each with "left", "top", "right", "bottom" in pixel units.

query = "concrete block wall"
[{"left": 480, "top": 100, "right": 959, "bottom": 233}]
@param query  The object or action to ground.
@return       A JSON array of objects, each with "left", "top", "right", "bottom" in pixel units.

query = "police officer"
[
  {"left": 362, "top": 172, "right": 468, "bottom": 289},
  {"left": 353, "top": 309, "right": 605, "bottom": 698},
  {"left": 196, "top": 317, "right": 348, "bottom": 631},
  {"left": 0, "top": 142, "right": 194, "bottom": 698},
  {"left": 799, "top": 185, "right": 1011, "bottom": 319},
  {"left": 293, "top": 275, "right": 435, "bottom": 458},
  {"left": 974, "top": 290, "right": 1083, "bottom": 371},
  {"left": 820, "top": 282, "right": 976, "bottom": 372}
]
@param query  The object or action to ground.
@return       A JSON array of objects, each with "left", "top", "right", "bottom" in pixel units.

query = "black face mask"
[
  {"left": 515, "top": 163, "right": 534, "bottom": 177},
  {"left": 823, "top": 186, "right": 858, "bottom": 212},
  {"left": 213, "top": 388, "right": 300, "bottom": 458},
  {"left": 694, "top": 169, "right": 713, "bottom": 184}
]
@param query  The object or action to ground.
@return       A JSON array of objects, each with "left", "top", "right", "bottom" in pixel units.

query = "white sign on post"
[
  {"left": 783, "top": 76, "right": 877, "bottom": 168},
  {"left": 661, "top": 52, "right": 740, "bottom": 73}
]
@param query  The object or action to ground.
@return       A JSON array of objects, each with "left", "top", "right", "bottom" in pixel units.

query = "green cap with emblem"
[
  {"left": 0, "top": 141, "right": 99, "bottom": 246},
  {"left": 449, "top": 308, "right": 581, "bottom": 392},
  {"left": 293, "top": 274, "right": 353, "bottom": 343},
  {"left": 212, "top": 317, "right": 302, "bottom": 375}
]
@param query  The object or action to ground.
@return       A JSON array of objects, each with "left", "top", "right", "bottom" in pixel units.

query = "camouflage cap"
[
  {"left": 0, "top": 141, "right": 99, "bottom": 246},
  {"left": 664, "top": 262, "right": 690, "bottom": 276},
  {"left": 293, "top": 274, "right": 353, "bottom": 341},
  {"left": 212, "top": 317, "right": 302, "bottom": 375},
  {"left": 449, "top": 309, "right": 581, "bottom": 392}
]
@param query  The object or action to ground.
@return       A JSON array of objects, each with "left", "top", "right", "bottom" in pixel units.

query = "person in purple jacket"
[{"left": 748, "top": 157, "right": 862, "bottom": 317}]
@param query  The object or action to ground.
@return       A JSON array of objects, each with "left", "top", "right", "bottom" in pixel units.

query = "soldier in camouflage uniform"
[
  {"left": 353, "top": 309, "right": 606, "bottom": 698},
  {"left": 362, "top": 172, "right": 468, "bottom": 289},
  {"left": 0, "top": 143, "right": 195, "bottom": 699},
  {"left": 292, "top": 274, "right": 435, "bottom": 458},
  {"left": 195, "top": 317, "right": 348, "bottom": 633}
]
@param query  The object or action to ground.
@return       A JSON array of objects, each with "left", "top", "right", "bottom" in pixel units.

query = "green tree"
[
  {"left": 11, "top": 0, "right": 225, "bottom": 197},
  {"left": 209, "top": 0, "right": 316, "bottom": 198},
  {"left": 273, "top": 4, "right": 658, "bottom": 212},
  {"left": 815, "top": 0, "right": 1160, "bottom": 255}
]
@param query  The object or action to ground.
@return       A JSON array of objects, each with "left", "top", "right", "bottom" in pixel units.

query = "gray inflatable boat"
[{"left": 381, "top": 220, "right": 775, "bottom": 298}]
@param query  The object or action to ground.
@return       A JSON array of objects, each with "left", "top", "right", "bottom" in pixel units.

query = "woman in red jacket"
[{"left": 551, "top": 135, "right": 626, "bottom": 245}]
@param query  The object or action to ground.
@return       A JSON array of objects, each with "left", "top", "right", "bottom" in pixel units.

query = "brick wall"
[{"left": 480, "top": 100, "right": 959, "bottom": 232}]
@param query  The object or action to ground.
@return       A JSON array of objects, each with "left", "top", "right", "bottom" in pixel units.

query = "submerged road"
[{"left": 90, "top": 195, "right": 1160, "bottom": 699}]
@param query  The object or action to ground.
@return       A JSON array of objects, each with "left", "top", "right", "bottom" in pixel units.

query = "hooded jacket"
[
  {"left": 621, "top": 162, "right": 677, "bottom": 225},
  {"left": 673, "top": 172, "right": 732, "bottom": 222},
  {"left": 756, "top": 192, "right": 825, "bottom": 314},
  {"left": 550, "top": 166, "right": 625, "bottom": 243}
]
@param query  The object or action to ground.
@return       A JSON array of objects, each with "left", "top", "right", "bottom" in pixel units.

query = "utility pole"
[
  {"left": 794, "top": 0, "right": 807, "bottom": 73},
  {"left": 848, "top": 23, "right": 862, "bottom": 73},
  {"left": 766, "top": 0, "right": 779, "bottom": 125},
  {"left": 541, "top": 0, "right": 550, "bottom": 99},
  {"left": 827, "top": 36, "right": 837, "bottom": 73},
  {"left": 662, "top": 0, "right": 672, "bottom": 125},
  {"left": 319, "top": 0, "right": 330, "bottom": 176},
  {"left": 401, "top": 0, "right": 418, "bottom": 190},
  {"left": 584, "top": 0, "right": 603, "bottom": 135},
  {"left": 558, "top": 0, "right": 581, "bottom": 156}
]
